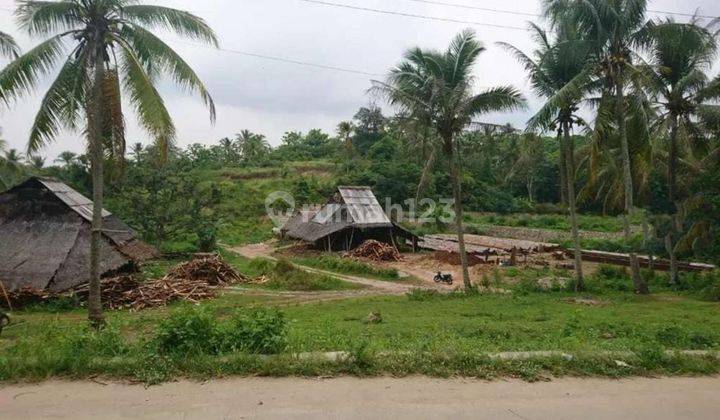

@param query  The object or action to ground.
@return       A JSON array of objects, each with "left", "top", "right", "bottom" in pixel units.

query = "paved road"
[{"left": 2, "top": 376, "right": 719, "bottom": 419}]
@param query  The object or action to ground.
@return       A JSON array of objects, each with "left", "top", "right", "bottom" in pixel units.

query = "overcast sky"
[{"left": 1, "top": 0, "right": 719, "bottom": 161}]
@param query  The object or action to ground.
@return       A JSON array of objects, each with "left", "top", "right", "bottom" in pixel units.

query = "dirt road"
[
  {"left": 2, "top": 376, "right": 719, "bottom": 419},
  {"left": 229, "top": 243, "right": 428, "bottom": 294}
]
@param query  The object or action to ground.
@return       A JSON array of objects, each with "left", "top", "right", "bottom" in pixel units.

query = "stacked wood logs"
[{"left": 350, "top": 240, "right": 403, "bottom": 262}]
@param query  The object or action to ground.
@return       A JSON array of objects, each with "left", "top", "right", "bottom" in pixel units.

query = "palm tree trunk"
[
  {"left": 563, "top": 121, "right": 584, "bottom": 291},
  {"left": 88, "top": 48, "right": 106, "bottom": 328},
  {"left": 558, "top": 132, "right": 568, "bottom": 206},
  {"left": 415, "top": 147, "right": 436, "bottom": 204},
  {"left": 615, "top": 79, "right": 648, "bottom": 294},
  {"left": 666, "top": 114, "right": 679, "bottom": 286},
  {"left": 445, "top": 137, "right": 471, "bottom": 290}
]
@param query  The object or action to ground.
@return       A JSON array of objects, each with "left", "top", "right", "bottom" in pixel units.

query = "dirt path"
[
  {"left": 2, "top": 376, "right": 718, "bottom": 419},
  {"left": 228, "top": 243, "right": 423, "bottom": 295}
]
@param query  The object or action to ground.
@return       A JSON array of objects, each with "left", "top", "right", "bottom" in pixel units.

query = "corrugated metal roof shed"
[{"left": 338, "top": 186, "right": 392, "bottom": 227}]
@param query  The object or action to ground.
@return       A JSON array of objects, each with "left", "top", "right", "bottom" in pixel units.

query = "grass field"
[{"left": 2, "top": 266, "right": 718, "bottom": 383}]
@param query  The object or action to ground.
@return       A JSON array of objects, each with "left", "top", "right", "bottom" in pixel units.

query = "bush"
[
  {"left": 592, "top": 264, "right": 633, "bottom": 292},
  {"left": 152, "top": 306, "right": 288, "bottom": 356},
  {"left": 219, "top": 308, "right": 287, "bottom": 354},
  {"left": 153, "top": 306, "right": 219, "bottom": 355}
]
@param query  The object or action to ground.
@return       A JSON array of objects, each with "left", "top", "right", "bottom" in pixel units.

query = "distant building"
[
  {"left": 282, "top": 186, "right": 417, "bottom": 251},
  {"left": 0, "top": 177, "right": 158, "bottom": 292}
]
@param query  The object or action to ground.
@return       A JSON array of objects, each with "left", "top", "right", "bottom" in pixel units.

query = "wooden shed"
[{"left": 282, "top": 186, "right": 417, "bottom": 251}]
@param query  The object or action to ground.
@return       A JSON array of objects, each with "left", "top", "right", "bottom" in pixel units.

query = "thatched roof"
[{"left": 0, "top": 177, "right": 158, "bottom": 293}]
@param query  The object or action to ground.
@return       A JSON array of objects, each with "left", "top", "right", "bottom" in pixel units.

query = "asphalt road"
[{"left": 2, "top": 376, "right": 719, "bottom": 419}]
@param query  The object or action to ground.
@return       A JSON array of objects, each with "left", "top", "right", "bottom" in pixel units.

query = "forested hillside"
[{"left": 4, "top": 104, "right": 717, "bottom": 265}]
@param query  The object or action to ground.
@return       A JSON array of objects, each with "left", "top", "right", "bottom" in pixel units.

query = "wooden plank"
[{"left": 565, "top": 249, "right": 716, "bottom": 272}]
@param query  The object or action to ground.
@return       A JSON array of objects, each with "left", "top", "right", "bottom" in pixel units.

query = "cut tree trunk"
[
  {"left": 445, "top": 138, "right": 471, "bottom": 290},
  {"left": 563, "top": 121, "right": 584, "bottom": 291},
  {"left": 88, "top": 48, "right": 106, "bottom": 328},
  {"left": 615, "top": 79, "right": 649, "bottom": 294}
]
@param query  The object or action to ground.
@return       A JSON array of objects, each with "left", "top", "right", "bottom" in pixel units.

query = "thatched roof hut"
[
  {"left": 283, "top": 186, "right": 417, "bottom": 251},
  {"left": 0, "top": 177, "right": 158, "bottom": 293}
]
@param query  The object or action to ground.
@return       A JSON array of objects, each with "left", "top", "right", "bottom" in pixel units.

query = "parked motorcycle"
[{"left": 434, "top": 272, "right": 454, "bottom": 285}]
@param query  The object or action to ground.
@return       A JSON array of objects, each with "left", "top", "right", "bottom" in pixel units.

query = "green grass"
[
  {"left": 2, "top": 267, "right": 719, "bottom": 383},
  {"left": 225, "top": 254, "right": 362, "bottom": 292},
  {"left": 291, "top": 255, "right": 401, "bottom": 281}
]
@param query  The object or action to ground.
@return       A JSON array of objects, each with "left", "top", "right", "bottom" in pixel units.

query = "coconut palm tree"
[
  {"left": 28, "top": 154, "right": 45, "bottom": 169},
  {"left": 543, "top": 0, "right": 651, "bottom": 293},
  {"left": 500, "top": 21, "right": 592, "bottom": 291},
  {"left": 0, "top": 31, "right": 20, "bottom": 59},
  {"left": 236, "top": 130, "right": 270, "bottom": 163},
  {"left": 337, "top": 121, "right": 355, "bottom": 172},
  {"left": 4, "top": 148, "right": 23, "bottom": 168},
  {"left": 637, "top": 18, "right": 719, "bottom": 285},
  {"left": 55, "top": 151, "right": 78, "bottom": 167},
  {"left": 129, "top": 142, "right": 143, "bottom": 163},
  {"left": 373, "top": 29, "right": 526, "bottom": 289},
  {"left": 0, "top": 0, "right": 217, "bottom": 327}
]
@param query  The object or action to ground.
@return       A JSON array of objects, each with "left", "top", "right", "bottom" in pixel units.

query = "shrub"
[
  {"left": 592, "top": 264, "right": 632, "bottom": 292},
  {"left": 152, "top": 306, "right": 289, "bottom": 356},
  {"left": 219, "top": 308, "right": 287, "bottom": 354},
  {"left": 705, "top": 277, "right": 720, "bottom": 302},
  {"left": 153, "top": 306, "right": 219, "bottom": 355}
]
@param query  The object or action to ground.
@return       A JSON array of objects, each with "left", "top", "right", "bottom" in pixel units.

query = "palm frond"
[
  {"left": 119, "top": 24, "right": 216, "bottom": 122},
  {"left": 15, "top": 1, "right": 81, "bottom": 36},
  {"left": 0, "top": 34, "right": 68, "bottom": 106},
  {"left": 27, "top": 52, "right": 87, "bottom": 154},
  {"left": 122, "top": 5, "right": 218, "bottom": 46},
  {"left": 0, "top": 31, "right": 20, "bottom": 59},
  {"left": 466, "top": 86, "right": 526, "bottom": 116},
  {"left": 117, "top": 39, "right": 175, "bottom": 160}
]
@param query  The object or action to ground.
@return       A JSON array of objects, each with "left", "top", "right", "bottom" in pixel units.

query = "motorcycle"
[{"left": 434, "top": 272, "right": 454, "bottom": 285}]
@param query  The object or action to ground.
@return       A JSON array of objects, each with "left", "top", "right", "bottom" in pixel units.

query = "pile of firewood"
[
  {"left": 2, "top": 287, "right": 53, "bottom": 309},
  {"left": 350, "top": 240, "right": 403, "bottom": 262},
  {"left": 163, "top": 254, "right": 246, "bottom": 285},
  {"left": 112, "top": 277, "right": 221, "bottom": 311},
  {"left": 103, "top": 255, "right": 247, "bottom": 311}
]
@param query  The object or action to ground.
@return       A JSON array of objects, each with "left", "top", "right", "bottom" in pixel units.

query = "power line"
[
  {"left": 298, "top": 0, "right": 528, "bottom": 31},
  {"left": 398, "top": 0, "right": 540, "bottom": 17},
  {"left": 647, "top": 8, "right": 719, "bottom": 19},
  {"left": 171, "top": 39, "right": 383, "bottom": 77},
  {"left": 397, "top": 0, "right": 719, "bottom": 20}
]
